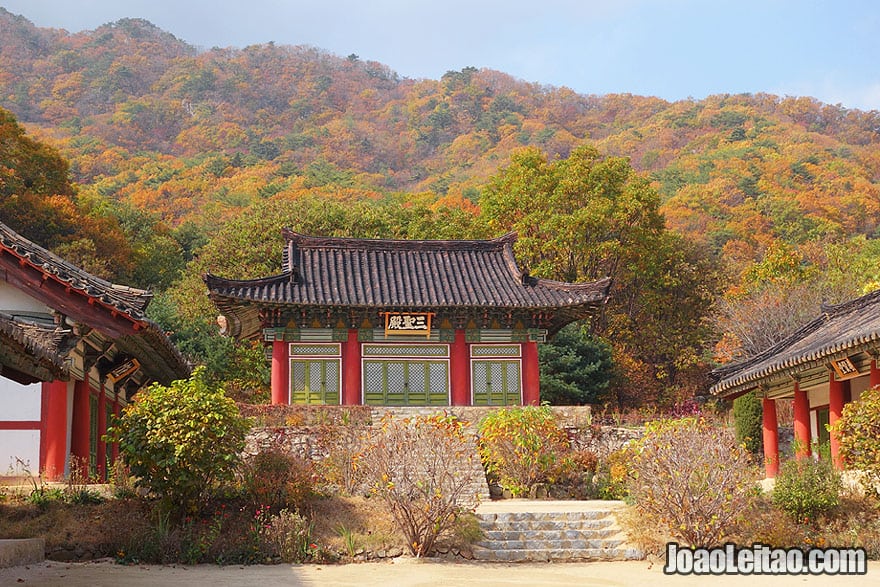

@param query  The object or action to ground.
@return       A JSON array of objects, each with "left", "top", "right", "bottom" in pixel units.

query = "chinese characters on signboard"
[
  {"left": 382, "top": 312, "right": 434, "bottom": 338},
  {"left": 830, "top": 356, "right": 859, "bottom": 380}
]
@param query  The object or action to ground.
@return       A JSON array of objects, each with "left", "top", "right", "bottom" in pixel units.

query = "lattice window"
[
  {"left": 363, "top": 359, "right": 449, "bottom": 405},
  {"left": 471, "top": 344, "right": 521, "bottom": 357},
  {"left": 362, "top": 344, "right": 449, "bottom": 357},
  {"left": 290, "top": 343, "right": 341, "bottom": 356}
]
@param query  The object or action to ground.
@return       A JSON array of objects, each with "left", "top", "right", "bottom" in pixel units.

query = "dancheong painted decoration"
[{"left": 205, "top": 230, "right": 611, "bottom": 407}]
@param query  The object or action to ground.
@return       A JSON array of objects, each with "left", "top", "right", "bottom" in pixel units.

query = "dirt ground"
[{"left": 1, "top": 557, "right": 878, "bottom": 586}]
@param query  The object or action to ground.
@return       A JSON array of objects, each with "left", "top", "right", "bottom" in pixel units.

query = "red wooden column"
[
  {"left": 70, "top": 378, "right": 91, "bottom": 473},
  {"left": 793, "top": 381, "right": 812, "bottom": 458},
  {"left": 521, "top": 341, "right": 541, "bottom": 406},
  {"left": 40, "top": 380, "right": 69, "bottom": 480},
  {"left": 762, "top": 397, "right": 780, "bottom": 478},
  {"left": 871, "top": 358, "right": 880, "bottom": 388},
  {"left": 96, "top": 383, "right": 107, "bottom": 481},
  {"left": 828, "top": 374, "right": 847, "bottom": 470},
  {"left": 342, "top": 329, "right": 362, "bottom": 405},
  {"left": 450, "top": 329, "right": 471, "bottom": 406},
  {"left": 271, "top": 339, "right": 290, "bottom": 405}
]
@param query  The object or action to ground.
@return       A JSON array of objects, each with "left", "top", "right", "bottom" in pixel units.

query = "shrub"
[
  {"left": 772, "top": 456, "right": 841, "bottom": 523},
  {"left": 732, "top": 390, "right": 763, "bottom": 455},
  {"left": 627, "top": 417, "right": 758, "bottom": 547},
  {"left": 106, "top": 366, "right": 251, "bottom": 517},
  {"left": 239, "top": 449, "right": 315, "bottom": 509},
  {"left": 316, "top": 424, "right": 368, "bottom": 495},
  {"left": 595, "top": 447, "right": 631, "bottom": 500},
  {"left": 357, "top": 414, "right": 481, "bottom": 557},
  {"left": 262, "top": 508, "right": 317, "bottom": 563},
  {"left": 477, "top": 406, "right": 570, "bottom": 496},
  {"left": 832, "top": 386, "right": 880, "bottom": 497}
]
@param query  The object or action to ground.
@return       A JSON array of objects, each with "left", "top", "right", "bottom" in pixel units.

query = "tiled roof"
[
  {"left": 206, "top": 230, "right": 611, "bottom": 338},
  {"left": 710, "top": 288, "right": 880, "bottom": 396},
  {"left": 0, "top": 221, "right": 189, "bottom": 383},
  {"left": 0, "top": 221, "right": 152, "bottom": 319},
  {"left": 0, "top": 312, "right": 71, "bottom": 382}
]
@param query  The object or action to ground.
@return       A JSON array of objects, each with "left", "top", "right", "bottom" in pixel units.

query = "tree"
[
  {"left": 480, "top": 145, "right": 719, "bottom": 405},
  {"left": 539, "top": 322, "right": 613, "bottom": 405}
]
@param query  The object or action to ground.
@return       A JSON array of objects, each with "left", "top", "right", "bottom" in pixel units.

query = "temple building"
[
  {"left": 711, "top": 289, "right": 880, "bottom": 478},
  {"left": 206, "top": 230, "right": 611, "bottom": 407},
  {"left": 0, "top": 222, "right": 189, "bottom": 480}
]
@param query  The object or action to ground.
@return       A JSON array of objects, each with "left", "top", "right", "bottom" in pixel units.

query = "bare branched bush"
[
  {"left": 356, "top": 414, "right": 481, "bottom": 557},
  {"left": 627, "top": 417, "right": 759, "bottom": 547}
]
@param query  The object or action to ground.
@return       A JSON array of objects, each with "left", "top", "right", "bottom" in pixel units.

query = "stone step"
[
  {"left": 471, "top": 545, "right": 643, "bottom": 562},
  {"left": 477, "top": 518, "right": 615, "bottom": 532},
  {"left": 477, "top": 510, "right": 613, "bottom": 522},
  {"left": 475, "top": 538, "right": 626, "bottom": 551},
  {"left": 481, "top": 527, "right": 619, "bottom": 541}
]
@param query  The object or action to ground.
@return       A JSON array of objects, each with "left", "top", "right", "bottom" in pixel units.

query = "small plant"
[
  {"left": 64, "top": 456, "right": 103, "bottom": 505},
  {"left": 477, "top": 406, "right": 571, "bottom": 497},
  {"left": 109, "top": 460, "right": 137, "bottom": 499},
  {"left": 772, "top": 455, "right": 842, "bottom": 523},
  {"left": 263, "top": 508, "right": 316, "bottom": 563},
  {"left": 336, "top": 524, "right": 359, "bottom": 557},
  {"left": 627, "top": 416, "right": 759, "bottom": 547},
  {"left": 357, "top": 414, "right": 481, "bottom": 557}
]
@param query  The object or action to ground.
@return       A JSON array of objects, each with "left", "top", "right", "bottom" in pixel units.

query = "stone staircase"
[{"left": 471, "top": 502, "right": 643, "bottom": 562}]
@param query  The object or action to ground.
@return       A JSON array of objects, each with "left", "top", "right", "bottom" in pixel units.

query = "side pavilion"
[
  {"left": 711, "top": 288, "right": 880, "bottom": 477},
  {"left": 0, "top": 221, "right": 190, "bottom": 480},
  {"left": 205, "top": 230, "right": 611, "bottom": 407}
]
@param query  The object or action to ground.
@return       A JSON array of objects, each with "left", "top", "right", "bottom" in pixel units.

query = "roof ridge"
[{"left": 281, "top": 228, "right": 517, "bottom": 251}]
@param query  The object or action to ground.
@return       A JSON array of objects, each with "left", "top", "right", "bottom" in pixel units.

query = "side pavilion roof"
[
  {"left": 710, "top": 288, "right": 880, "bottom": 398},
  {"left": 205, "top": 230, "right": 611, "bottom": 340}
]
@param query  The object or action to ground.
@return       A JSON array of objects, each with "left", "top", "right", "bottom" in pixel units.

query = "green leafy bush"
[
  {"left": 357, "top": 414, "right": 481, "bottom": 557},
  {"left": 732, "top": 390, "right": 764, "bottom": 455},
  {"left": 627, "top": 417, "right": 758, "bottom": 547},
  {"left": 477, "top": 406, "right": 570, "bottom": 496},
  {"left": 772, "top": 456, "right": 841, "bottom": 523},
  {"left": 106, "top": 366, "right": 251, "bottom": 517},
  {"left": 833, "top": 386, "right": 880, "bottom": 496}
]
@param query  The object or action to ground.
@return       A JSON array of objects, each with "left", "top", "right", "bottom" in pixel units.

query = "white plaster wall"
[
  {"left": 0, "top": 378, "right": 41, "bottom": 420},
  {"left": 0, "top": 280, "right": 50, "bottom": 314},
  {"left": 0, "top": 430, "right": 40, "bottom": 475}
]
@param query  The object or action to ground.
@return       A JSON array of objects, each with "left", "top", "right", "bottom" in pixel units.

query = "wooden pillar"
[
  {"left": 793, "top": 381, "right": 811, "bottom": 458},
  {"left": 871, "top": 359, "right": 880, "bottom": 388},
  {"left": 762, "top": 397, "right": 780, "bottom": 478},
  {"left": 40, "top": 380, "right": 69, "bottom": 481},
  {"left": 521, "top": 341, "right": 541, "bottom": 406},
  {"left": 70, "top": 378, "right": 91, "bottom": 474},
  {"left": 342, "top": 329, "right": 361, "bottom": 405},
  {"left": 829, "top": 374, "right": 847, "bottom": 470},
  {"left": 271, "top": 339, "right": 289, "bottom": 405},
  {"left": 450, "top": 329, "right": 471, "bottom": 406},
  {"left": 96, "top": 383, "right": 107, "bottom": 481}
]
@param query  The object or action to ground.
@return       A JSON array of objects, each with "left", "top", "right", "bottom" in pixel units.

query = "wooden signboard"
[
  {"left": 381, "top": 312, "right": 434, "bottom": 338},
  {"left": 830, "top": 356, "right": 860, "bottom": 381}
]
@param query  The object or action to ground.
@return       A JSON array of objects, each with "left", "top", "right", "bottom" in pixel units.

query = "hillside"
[{"left": 2, "top": 8, "right": 879, "bottom": 263}]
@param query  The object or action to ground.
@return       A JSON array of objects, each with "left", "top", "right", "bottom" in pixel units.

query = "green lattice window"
[
  {"left": 363, "top": 360, "right": 449, "bottom": 405},
  {"left": 472, "top": 360, "right": 522, "bottom": 406},
  {"left": 290, "top": 359, "right": 340, "bottom": 404}
]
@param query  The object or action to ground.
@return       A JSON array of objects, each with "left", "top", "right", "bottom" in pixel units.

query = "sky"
[{"left": 3, "top": 0, "right": 880, "bottom": 111}]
